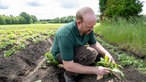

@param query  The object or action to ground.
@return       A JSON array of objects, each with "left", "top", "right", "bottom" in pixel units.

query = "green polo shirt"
[{"left": 51, "top": 21, "right": 96, "bottom": 61}]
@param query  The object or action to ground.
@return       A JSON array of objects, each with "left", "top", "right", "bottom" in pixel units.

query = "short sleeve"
[{"left": 58, "top": 36, "right": 74, "bottom": 61}]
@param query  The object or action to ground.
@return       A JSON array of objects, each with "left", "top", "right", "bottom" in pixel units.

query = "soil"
[{"left": 0, "top": 37, "right": 146, "bottom": 82}]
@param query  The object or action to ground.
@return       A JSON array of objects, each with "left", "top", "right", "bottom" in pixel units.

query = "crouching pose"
[{"left": 51, "top": 7, "right": 115, "bottom": 82}]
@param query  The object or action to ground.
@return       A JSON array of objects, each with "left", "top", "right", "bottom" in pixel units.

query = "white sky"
[{"left": 0, "top": 0, "right": 146, "bottom": 19}]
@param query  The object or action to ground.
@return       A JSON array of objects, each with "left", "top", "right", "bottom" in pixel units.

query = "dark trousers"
[{"left": 56, "top": 46, "right": 102, "bottom": 76}]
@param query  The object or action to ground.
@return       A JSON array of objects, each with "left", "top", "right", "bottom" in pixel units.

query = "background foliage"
[{"left": 99, "top": 0, "right": 143, "bottom": 19}]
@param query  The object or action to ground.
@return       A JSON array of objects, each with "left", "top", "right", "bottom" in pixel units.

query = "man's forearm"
[
  {"left": 90, "top": 42, "right": 114, "bottom": 62},
  {"left": 63, "top": 61, "right": 98, "bottom": 75},
  {"left": 90, "top": 42, "right": 108, "bottom": 56}
]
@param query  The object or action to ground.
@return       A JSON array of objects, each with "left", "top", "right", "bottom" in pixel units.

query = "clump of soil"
[{"left": 0, "top": 38, "right": 146, "bottom": 82}]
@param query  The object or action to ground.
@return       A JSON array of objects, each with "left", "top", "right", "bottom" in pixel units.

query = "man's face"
[
  {"left": 77, "top": 13, "right": 97, "bottom": 35},
  {"left": 80, "top": 18, "right": 96, "bottom": 35}
]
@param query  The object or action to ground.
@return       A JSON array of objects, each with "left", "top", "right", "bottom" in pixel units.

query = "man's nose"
[{"left": 89, "top": 27, "right": 93, "bottom": 31}]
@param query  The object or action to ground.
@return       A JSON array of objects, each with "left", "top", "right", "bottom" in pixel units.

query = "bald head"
[{"left": 76, "top": 7, "right": 96, "bottom": 22}]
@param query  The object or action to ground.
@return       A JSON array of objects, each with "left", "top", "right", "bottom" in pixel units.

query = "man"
[{"left": 51, "top": 7, "right": 115, "bottom": 82}]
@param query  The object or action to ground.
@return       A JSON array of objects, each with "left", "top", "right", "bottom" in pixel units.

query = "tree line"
[
  {"left": 39, "top": 16, "right": 76, "bottom": 23},
  {"left": 0, "top": 0, "right": 146, "bottom": 25},
  {"left": 0, "top": 12, "right": 38, "bottom": 25},
  {"left": 0, "top": 12, "right": 77, "bottom": 25},
  {"left": 39, "top": 15, "right": 100, "bottom": 23}
]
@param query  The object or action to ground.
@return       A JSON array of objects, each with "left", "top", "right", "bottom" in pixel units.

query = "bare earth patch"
[{"left": 0, "top": 38, "right": 146, "bottom": 82}]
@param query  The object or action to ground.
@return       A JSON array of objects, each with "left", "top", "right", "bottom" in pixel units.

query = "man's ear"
[{"left": 76, "top": 19, "right": 81, "bottom": 27}]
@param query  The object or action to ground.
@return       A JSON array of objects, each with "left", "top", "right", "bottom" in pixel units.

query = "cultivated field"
[{"left": 0, "top": 24, "right": 146, "bottom": 82}]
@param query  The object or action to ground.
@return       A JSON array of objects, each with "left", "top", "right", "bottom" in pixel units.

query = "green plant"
[
  {"left": 44, "top": 52, "right": 59, "bottom": 65},
  {"left": 96, "top": 55, "right": 124, "bottom": 80},
  {"left": 118, "top": 53, "right": 146, "bottom": 72},
  {"left": 4, "top": 47, "right": 16, "bottom": 57}
]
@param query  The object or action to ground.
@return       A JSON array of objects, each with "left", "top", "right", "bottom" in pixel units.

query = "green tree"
[
  {"left": 31, "top": 15, "right": 38, "bottom": 23},
  {"left": 60, "top": 17, "right": 68, "bottom": 23},
  {"left": 19, "top": 12, "right": 32, "bottom": 24},
  {"left": 39, "top": 15, "right": 75, "bottom": 23},
  {"left": 10, "top": 15, "right": 18, "bottom": 24},
  {"left": 67, "top": 16, "right": 75, "bottom": 22},
  {"left": 5, "top": 16, "right": 11, "bottom": 24},
  {"left": 0, "top": 15, "right": 6, "bottom": 24},
  {"left": 99, "top": 0, "right": 107, "bottom": 20},
  {"left": 99, "top": 0, "right": 143, "bottom": 19}
]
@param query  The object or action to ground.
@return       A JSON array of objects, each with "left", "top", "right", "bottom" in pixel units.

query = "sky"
[{"left": 0, "top": 0, "right": 146, "bottom": 19}]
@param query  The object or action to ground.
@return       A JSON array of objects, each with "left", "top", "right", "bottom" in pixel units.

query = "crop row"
[{"left": 0, "top": 24, "right": 63, "bottom": 57}]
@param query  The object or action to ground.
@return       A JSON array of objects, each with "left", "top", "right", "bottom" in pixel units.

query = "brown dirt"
[{"left": 0, "top": 38, "right": 146, "bottom": 82}]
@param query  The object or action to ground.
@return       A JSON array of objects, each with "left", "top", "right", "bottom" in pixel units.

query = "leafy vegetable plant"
[
  {"left": 96, "top": 55, "right": 124, "bottom": 80},
  {"left": 44, "top": 52, "right": 59, "bottom": 65}
]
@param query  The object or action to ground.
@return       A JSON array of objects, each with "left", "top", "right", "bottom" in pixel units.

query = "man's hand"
[
  {"left": 105, "top": 53, "right": 115, "bottom": 64},
  {"left": 96, "top": 66, "right": 110, "bottom": 76}
]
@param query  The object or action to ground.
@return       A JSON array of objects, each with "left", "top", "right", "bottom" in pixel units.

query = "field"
[{"left": 0, "top": 24, "right": 146, "bottom": 82}]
